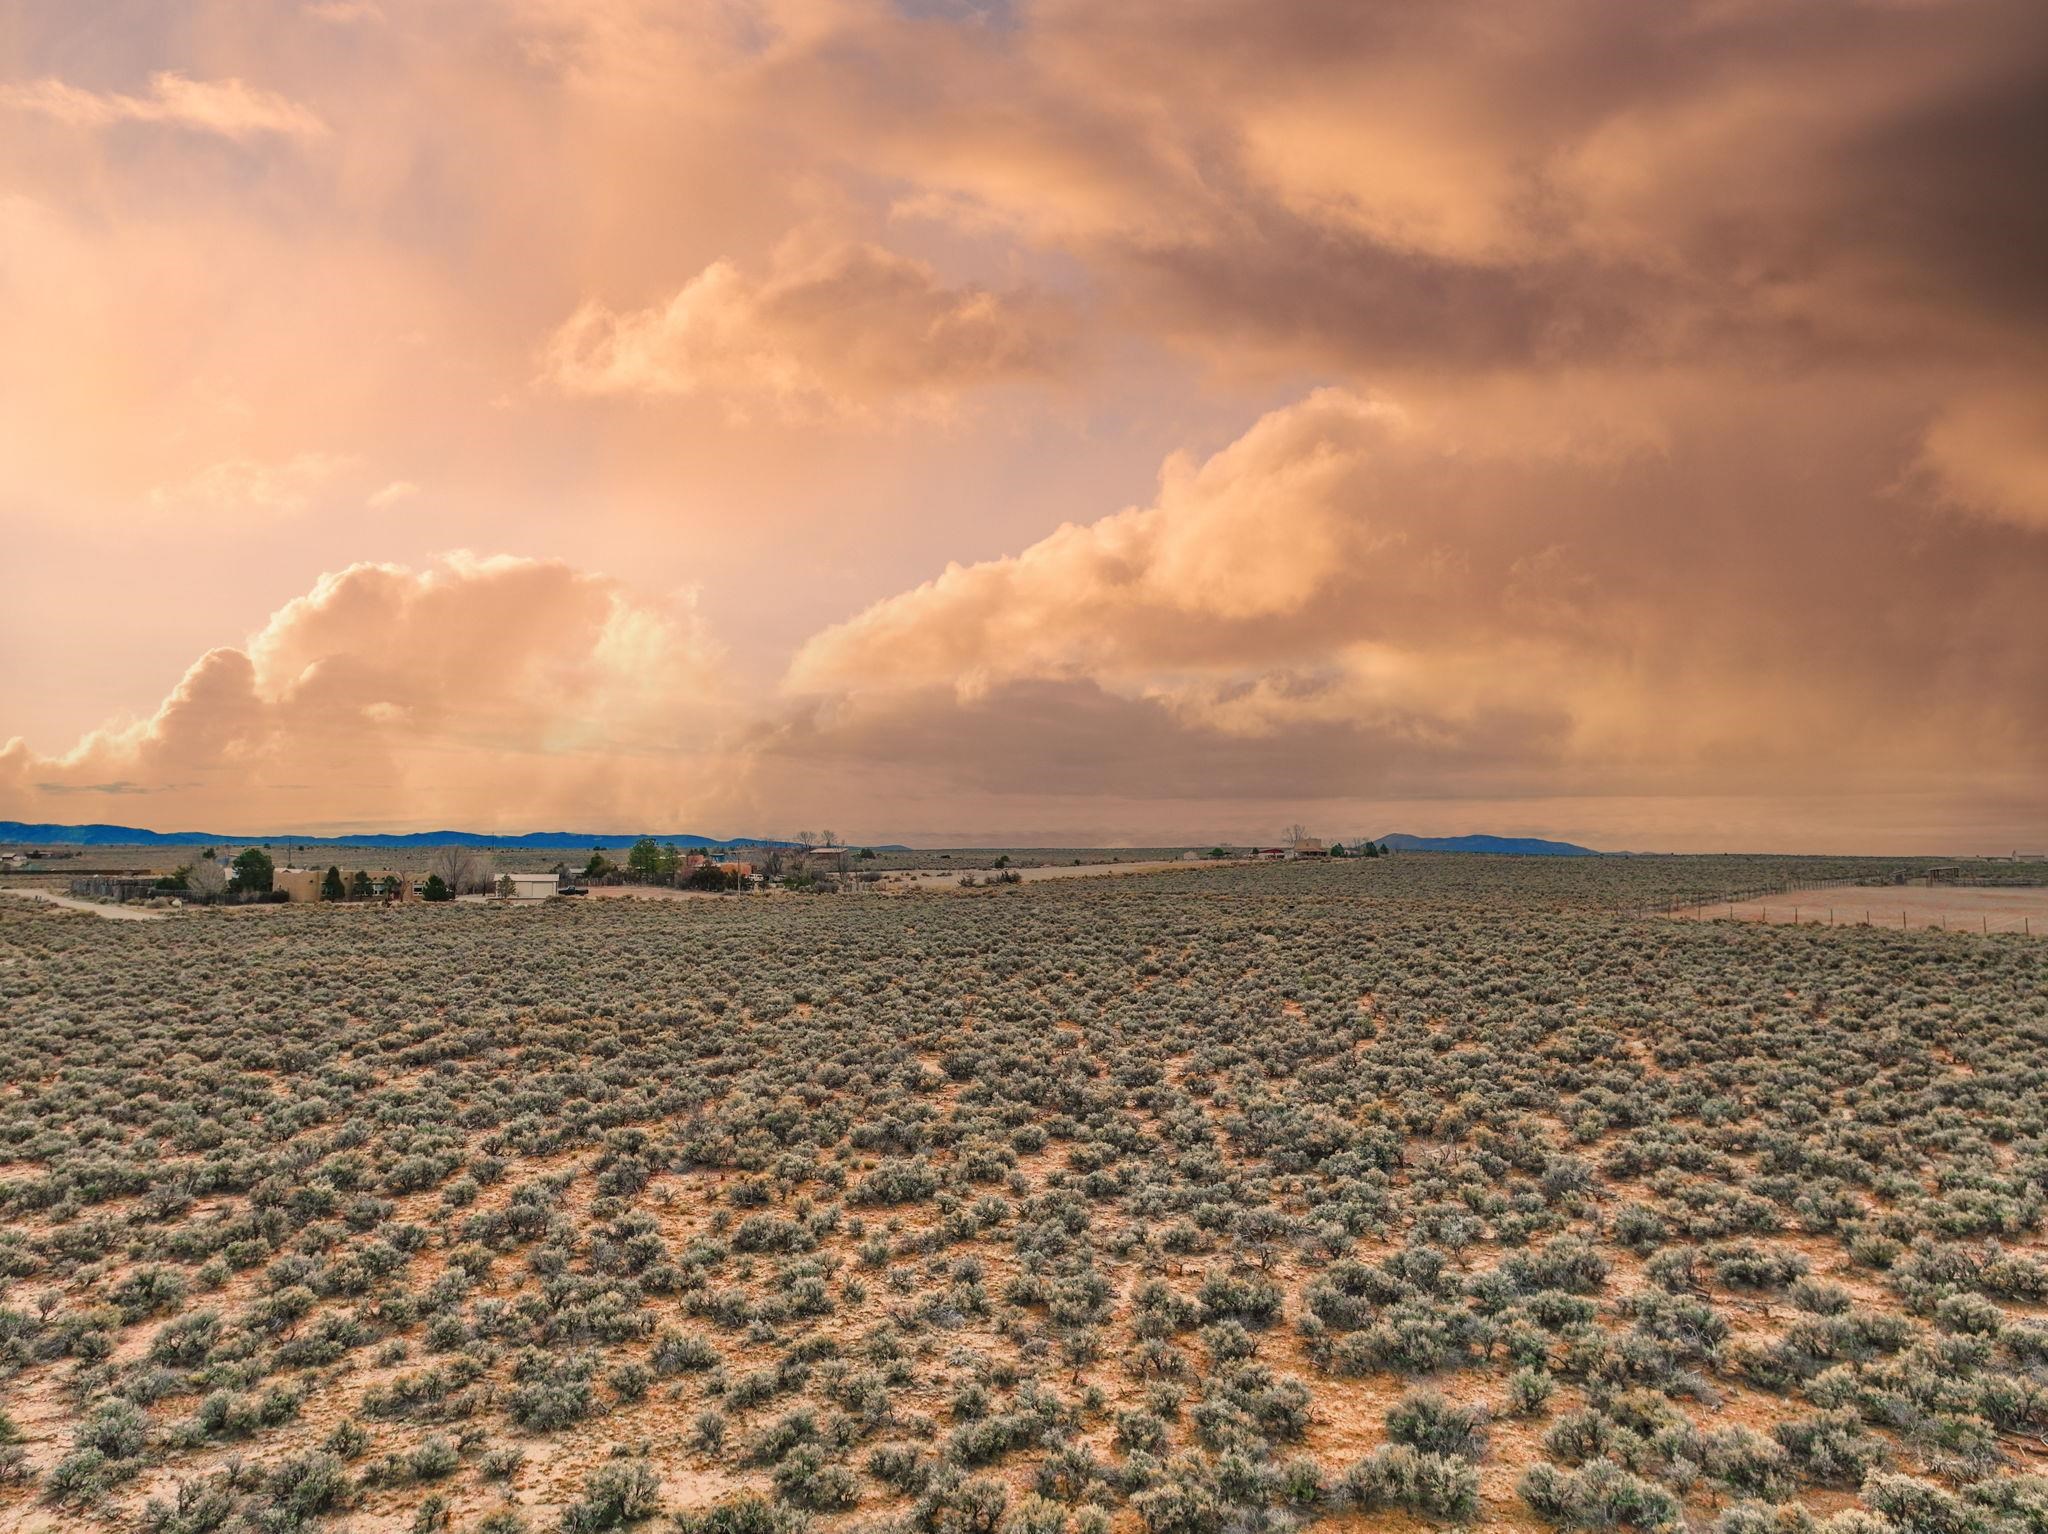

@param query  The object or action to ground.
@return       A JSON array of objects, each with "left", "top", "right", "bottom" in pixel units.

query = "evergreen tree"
[
  {"left": 230, "top": 846, "right": 275, "bottom": 893},
  {"left": 626, "top": 838, "right": 663, "bottom": 882}
]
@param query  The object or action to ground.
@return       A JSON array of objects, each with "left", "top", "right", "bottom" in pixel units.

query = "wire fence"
[
  {"left": 1641, "top": 874, "right": 1846, "bottom": 918},
  {"left": 1649, "top": 881, "right": 2042, "bottom": 935}
]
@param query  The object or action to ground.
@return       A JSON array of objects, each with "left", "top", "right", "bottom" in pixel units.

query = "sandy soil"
[
  {"left": 1670, "top": 883, "right": 2048, "bottom": 934},
  {"left": 1, "top": 888, "right": 166, "bottom": 921}
]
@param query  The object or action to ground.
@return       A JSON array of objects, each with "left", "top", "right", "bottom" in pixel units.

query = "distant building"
[
  {"left": 274, "top": 868, "right": 321, "bottom": 903},
  {"left": 1289, "top": 838, "right": 1329, "bottom": 859},
  {"left": 498, "top": 873, "right": 558, "bottom": 901},
  {"left": 276, "top": 867, "right": 415, "bottom": 902}
]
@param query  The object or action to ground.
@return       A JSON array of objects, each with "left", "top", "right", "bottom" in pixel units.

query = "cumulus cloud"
[
  {"left": 1, "top": 555, "right": 731, "bottom": 831},
  {"left": 783, "top": 386, "right": 2048, "bottom": 821},
  {"left": 541, "top": 241, "right": 1078, "bottom": 413},
  {"left": 1, "top": 72, "right": 326, "bottom": 140}
]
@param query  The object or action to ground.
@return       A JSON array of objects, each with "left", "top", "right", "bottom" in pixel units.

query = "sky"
[{"left": 2, "top": 0, "right": 2045, "bottom": 852}]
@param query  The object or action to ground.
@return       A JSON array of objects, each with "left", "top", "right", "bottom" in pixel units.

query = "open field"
[
  {"left": 0, "top": 857, "right": 2045, "bottom": 1534},
  {"left": 1672, "top": 886, "right": 2048, "bottom": 936}
]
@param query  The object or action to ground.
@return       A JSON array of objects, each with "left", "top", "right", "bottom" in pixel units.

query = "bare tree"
[
  {"left": 1283, "top": 822, "right": 1310, "bottom": 846},
  {"left": 795, "top": 830, "right": 820, "bottom": 850},
  {"left": 428, "top": 844, "right": 493, "bottom": 895},
  {"left": 185, "top": 858, "right": 228, "bottom": 900},
  {"left": 822, "top": 829, "right": 839, "bottom": 849}
]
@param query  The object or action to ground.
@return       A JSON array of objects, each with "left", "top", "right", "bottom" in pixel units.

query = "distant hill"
[
  {"left": 1376, "top": 832, "right": 1604, "bottom": 857},
  {"left": 0, "top": 821, "right": 802, "bottom": 851}
]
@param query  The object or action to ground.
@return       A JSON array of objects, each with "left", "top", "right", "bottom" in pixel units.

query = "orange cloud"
[
  {"left": 1915, "top": 389, "right": 2048, "bottom": 530},
  {"left": 542, "top": 241, "right": 1078, "bottom": 414},
  {"left": 1, "top": 555, "right": 731, "bottom": 832},
  {"left": 1, "top": 72, "right": 326, "bottom": 140},
  {"left": 784, "top": 385, "right": 2048, "bottom": 817},
  {"left": 4, "top": 0, "right": 2046, "bottom": 850}
]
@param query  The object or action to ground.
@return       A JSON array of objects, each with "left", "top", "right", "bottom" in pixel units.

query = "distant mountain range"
[
  {"left": 0, "top": 821, "right": 841, "bottom": 852},
  {"left": 1376, "top": 832, "right": 1605, "bottom": 857},
  {"left": 1, "top": 818, "right": 1596, "bottom": 858}
]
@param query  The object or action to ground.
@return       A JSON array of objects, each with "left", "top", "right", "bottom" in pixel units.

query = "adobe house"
[{"left": 276, "top": 867, "right": 416, "bottom": 902}]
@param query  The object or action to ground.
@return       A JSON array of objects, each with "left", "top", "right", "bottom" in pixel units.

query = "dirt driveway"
[{"left": 2, "top": 889, "right": 166, "bottom": 921}]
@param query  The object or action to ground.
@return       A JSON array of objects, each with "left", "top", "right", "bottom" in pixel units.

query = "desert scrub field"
[{"left": 0, "top": 858, "right": 2043, "bottom": 1534}]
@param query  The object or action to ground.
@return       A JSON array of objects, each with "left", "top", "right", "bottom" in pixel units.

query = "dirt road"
[{"left": 3, "top": 889, "right": 166, "bottom": 921}]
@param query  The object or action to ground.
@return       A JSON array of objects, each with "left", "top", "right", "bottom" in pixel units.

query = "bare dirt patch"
[
  {"left": 1, "top": 889, "right": 165, "bottom": 921},
  {"left": 1669, "top": 883, "right": 2048, "bottom": 933}
]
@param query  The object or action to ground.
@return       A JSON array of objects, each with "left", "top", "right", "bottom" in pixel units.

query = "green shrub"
[
  {"left": 1519, "top": 1460, "right": 1682, "bottom": 1530},
  {"left": 672, "top": 1495, "right": 809, "bottom": 1534},
  {"left": 1342, "top": 1445, "right": 1479, "bottom": 1521},
  {"left": 1385, "top": 1389, "right": 1489, "bottom": 1459},
  {"left": 561, "top": 1458, "right": 662, "bottom": 1532}
]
